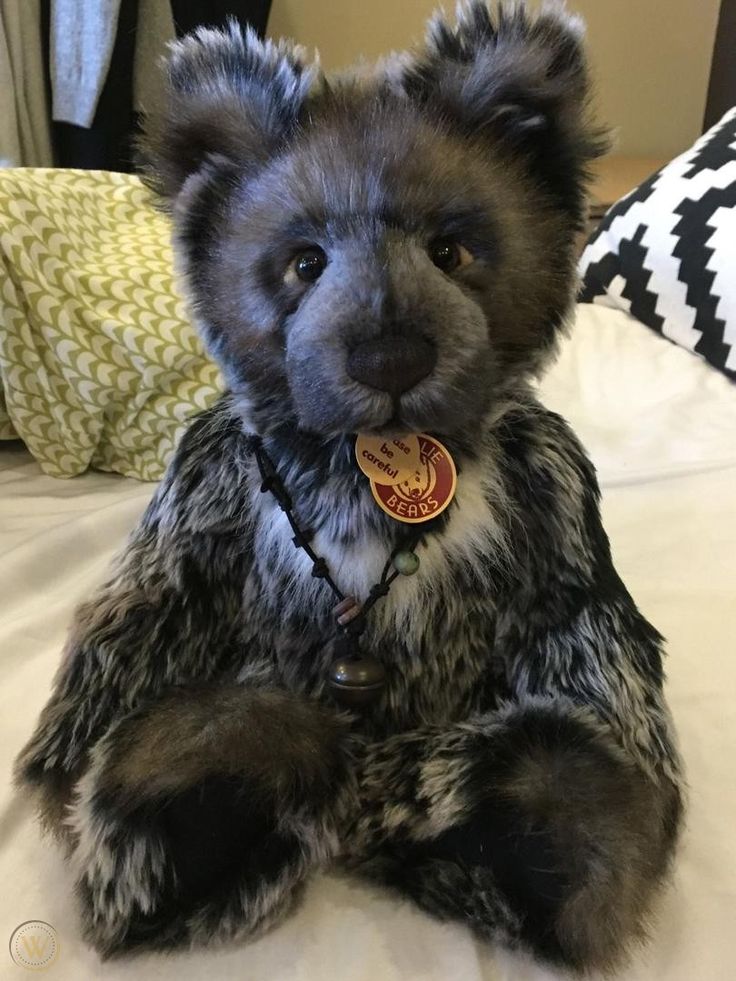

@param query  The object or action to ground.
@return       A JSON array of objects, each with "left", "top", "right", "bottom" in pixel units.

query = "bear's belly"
[
  {"left": 238, "top": 596, "right": 507, "bottom": 736},
  {"left": 240, "top": 460, "right": 509, "bottom": 734}
]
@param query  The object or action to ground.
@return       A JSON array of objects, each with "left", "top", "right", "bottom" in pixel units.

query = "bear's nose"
[{"left": 346, "top": 336, "right": 436, "bottom": 397}]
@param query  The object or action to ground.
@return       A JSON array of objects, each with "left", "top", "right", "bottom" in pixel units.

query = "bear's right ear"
[{"left": 139, "top": 22, "right": 319, "bottom": 198}]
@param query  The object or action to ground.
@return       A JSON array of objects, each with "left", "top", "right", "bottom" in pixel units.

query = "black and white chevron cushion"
[{"left": 580, "top": 108, "right": 736, "bottom": 380}]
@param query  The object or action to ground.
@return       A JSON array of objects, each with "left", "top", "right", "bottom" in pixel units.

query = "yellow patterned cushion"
[{"left": 0, "top": 168, "right": 223, "bottom": 479}]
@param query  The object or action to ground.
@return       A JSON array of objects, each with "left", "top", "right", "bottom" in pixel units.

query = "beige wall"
[{"left": 268, "top": 0, "right": 721, "bottom": 159}]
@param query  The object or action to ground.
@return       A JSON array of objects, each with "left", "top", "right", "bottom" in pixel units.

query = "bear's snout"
[{"left": 346, "top": 335, "right": 436, "bottom": 397}]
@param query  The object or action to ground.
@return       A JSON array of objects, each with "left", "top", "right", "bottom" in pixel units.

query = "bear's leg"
[
  {"left": 350, "top": 700, "right": 682, "bottom": 974},
  {"left": 61, "top": 686, "right": 353, "bottom": 957}
]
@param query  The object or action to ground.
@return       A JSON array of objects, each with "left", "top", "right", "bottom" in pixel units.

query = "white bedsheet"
[{"left": 2, "top": 303, "right": 735, "bottom": 981}]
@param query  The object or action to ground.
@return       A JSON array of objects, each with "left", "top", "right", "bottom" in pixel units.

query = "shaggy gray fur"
[{"left": 16, "top": 3, "right": 681, "bottom": 973}]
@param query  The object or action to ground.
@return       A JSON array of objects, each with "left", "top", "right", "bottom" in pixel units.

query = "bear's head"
[{"left": 141, "top": 1, "right": 605, "bottom": 440}]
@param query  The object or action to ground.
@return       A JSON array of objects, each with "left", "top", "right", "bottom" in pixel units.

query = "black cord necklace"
[{"left": 250, "top": 435, "right": 424, "bottom": 708}]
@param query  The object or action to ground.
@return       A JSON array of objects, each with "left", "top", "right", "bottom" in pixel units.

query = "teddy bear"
[{"left": 15, "top": 3, "right": 682, "bottom": 972}]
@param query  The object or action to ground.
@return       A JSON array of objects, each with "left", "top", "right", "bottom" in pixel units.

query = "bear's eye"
[
  {"left": 289, "top": 247, "right": 327, "bottom": 284},
  {"left": 428, "top": 239, "right": 473, "bottom": 274}
]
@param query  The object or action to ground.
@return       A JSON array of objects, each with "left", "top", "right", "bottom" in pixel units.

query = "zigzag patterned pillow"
[{"left": 580, "top": 108, "right": 736, "bottom": 381}]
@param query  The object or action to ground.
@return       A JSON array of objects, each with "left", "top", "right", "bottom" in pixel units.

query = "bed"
[{"left": 2, "top": 299, "right": 735, "bottom": 980}]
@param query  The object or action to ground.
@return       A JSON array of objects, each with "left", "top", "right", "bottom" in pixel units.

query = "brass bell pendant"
[{"left": 328, "top": 654, "right": 386, "bottom": 707}]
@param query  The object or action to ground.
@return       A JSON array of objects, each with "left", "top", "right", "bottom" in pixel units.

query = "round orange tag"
[
  {"left": 369, "top": 434, "right": 457, "bottom": 523},
  {"left": 355, "top": 433, "right": 422, "bottom": 486}
]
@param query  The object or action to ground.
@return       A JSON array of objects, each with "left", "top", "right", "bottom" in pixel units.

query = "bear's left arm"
[{"left": 492, "top": 406, "right": 681, "bottom": 784}]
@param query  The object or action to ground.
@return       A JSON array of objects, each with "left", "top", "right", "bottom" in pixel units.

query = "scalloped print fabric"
[{"left": 0, "top": 168, "right": 223, "bottom": 480}]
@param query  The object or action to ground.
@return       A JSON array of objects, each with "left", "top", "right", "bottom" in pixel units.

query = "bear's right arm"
[{"left": 14, "top": 399, "right": 259, "bottom": 826}]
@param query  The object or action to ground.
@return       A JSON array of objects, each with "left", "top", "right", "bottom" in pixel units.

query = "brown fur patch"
[
  {"left": 498, "top": 719, "right": 682, "bottom": 973},
  {"left": 97, "top": 686, "right": 350, "bottom": 812}
]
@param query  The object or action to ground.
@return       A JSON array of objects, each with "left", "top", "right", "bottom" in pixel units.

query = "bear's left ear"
[
  {"left": 139, "top": 22, "right": 320, "bottom": 199},
  {"left": 398, "top": 2, "right": 608, "bottom": 212}
]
